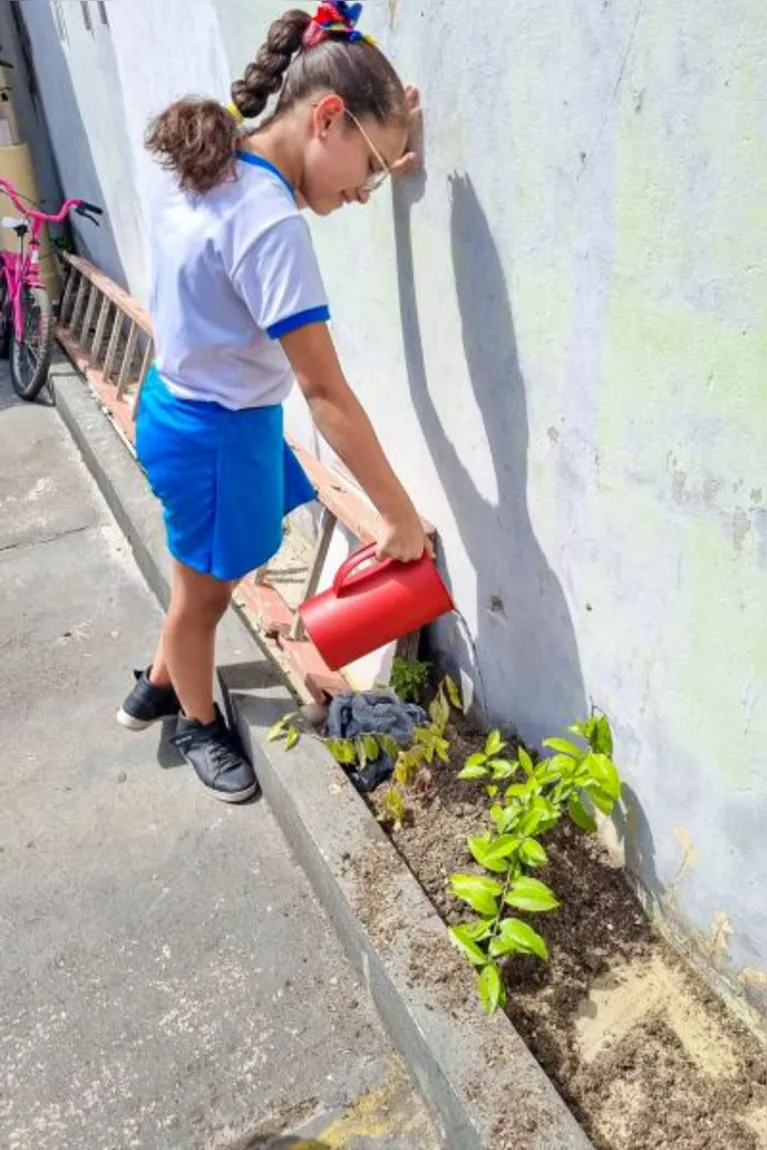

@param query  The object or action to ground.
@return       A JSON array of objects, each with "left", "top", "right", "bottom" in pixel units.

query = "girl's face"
[{"left": 300, "top": 94, "right": 407, "bottom": 215}]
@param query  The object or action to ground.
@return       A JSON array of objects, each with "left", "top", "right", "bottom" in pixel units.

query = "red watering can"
[{"left": 299, "top": 543, "right": 454, "bottom": 671}]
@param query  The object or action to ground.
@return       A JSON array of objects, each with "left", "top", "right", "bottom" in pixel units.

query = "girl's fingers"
[{"left": 391, "top": 151, "right": 419, "bottom": 177}]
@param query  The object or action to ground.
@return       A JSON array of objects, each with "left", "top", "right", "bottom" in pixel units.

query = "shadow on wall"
[
  {"left": 393, "top": 174, "right": 586, "bottom": 742},
  {"left": 16, "top": 1, "right": 124, "bottom": 284}
]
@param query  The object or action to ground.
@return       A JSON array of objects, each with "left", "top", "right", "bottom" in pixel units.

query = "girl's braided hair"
[{"left": 146, "top": 8, "right": 407, "bottom": 195}]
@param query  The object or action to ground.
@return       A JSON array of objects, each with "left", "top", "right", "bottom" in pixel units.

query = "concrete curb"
[{"left": 53, "top": 360, "right": 594, "bottom": 1150}]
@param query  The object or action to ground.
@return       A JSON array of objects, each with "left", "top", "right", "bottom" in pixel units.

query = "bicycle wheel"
[
  {"left": 0, "top": 277, "right": 10, "bottom": 359},
  {"left": 10, "top": 283, "right": 52, "bottom": 400}
]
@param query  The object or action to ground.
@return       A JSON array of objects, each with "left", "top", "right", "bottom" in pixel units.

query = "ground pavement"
[{"left": 0, "top": 366, "right": 438, "bottom": 1150}]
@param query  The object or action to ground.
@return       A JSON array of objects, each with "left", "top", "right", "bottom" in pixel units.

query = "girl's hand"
[
  {"left": 391, "top": 84, "right": 422, "bottom": 178},
  {"left": 376, "top": 508, "right": 433, "bottom": 564}
]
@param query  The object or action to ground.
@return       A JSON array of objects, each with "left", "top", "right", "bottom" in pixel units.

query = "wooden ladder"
[
  {"left": 56, "top": 254, "right": 435, "bottom": 703},
  {"left": 57, "top": 251, "right": 154, "bottom": 440}
]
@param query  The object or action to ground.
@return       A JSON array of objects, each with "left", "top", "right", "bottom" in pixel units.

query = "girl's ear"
[{"left": 311, "top": 93, "right": 346, "bottom": 138}]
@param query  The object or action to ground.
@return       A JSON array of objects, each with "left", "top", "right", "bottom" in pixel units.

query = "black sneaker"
[
  {"left": 117, "top": 668, "right": 181, "bottom": 731},
  {"left": 171, "top": 705, "right": 258, "bottom": 804}
]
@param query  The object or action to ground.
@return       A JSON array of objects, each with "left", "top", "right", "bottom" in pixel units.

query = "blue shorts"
[{"left": 136, "top": 366, "right": 315, "bottom": 581}]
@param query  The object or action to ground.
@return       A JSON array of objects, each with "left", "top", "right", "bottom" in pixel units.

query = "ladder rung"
[
  {"left": 70, "top": 276, "right": 88, "bottom": 333},
  {"left": 131, "top": 337, "right": 155, "bottom": 418},
  {"left": 60, "top": 269, "right": 78, "bottom": 327},
  {"left": 290, "top": 507, "right": 337, "bottom": 640},
  {"left": 79, "top": 282, "right": 99, "bottom": 343},
  {"left": 116, "top": 321, "right": 138, "bottom": 397},
  {"left": 137, "top": 337, "right": 154, "bottom": 386},
  {"left": 103, "top": 310, "right": 122, "bottom": 382},
  {"left": 91, "top": 296, "right": 111, "bottom": 360}
]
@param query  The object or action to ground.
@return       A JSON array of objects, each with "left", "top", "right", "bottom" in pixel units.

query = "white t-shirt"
[{"left": 150, "top": 152, "right": 330, "bottom": 410}]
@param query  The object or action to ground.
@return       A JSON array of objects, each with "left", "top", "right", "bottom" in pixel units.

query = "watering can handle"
[{"left": 333, "top": 543, "right": 394, "bottom": 596}]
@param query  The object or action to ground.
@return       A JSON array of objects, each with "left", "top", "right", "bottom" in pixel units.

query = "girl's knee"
[{"left": 170, "top": 565, "right": 232, "bottom": 623}]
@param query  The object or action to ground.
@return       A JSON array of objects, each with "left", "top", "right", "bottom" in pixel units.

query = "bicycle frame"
[{"left": 0, "top": 177, "right": 87, "bottom": 339}]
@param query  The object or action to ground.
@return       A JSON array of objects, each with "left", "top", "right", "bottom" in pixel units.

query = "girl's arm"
[{"left": 281, "top": 322, "right": 429, "bottom": 563}]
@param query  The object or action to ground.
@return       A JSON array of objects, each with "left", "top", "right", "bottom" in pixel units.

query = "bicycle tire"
[
  {"left": 10, "top": 284, "right": 53, "bottom": 400},
  {"left": 0, "top": 277, "right": 10, "bottom": 360}
]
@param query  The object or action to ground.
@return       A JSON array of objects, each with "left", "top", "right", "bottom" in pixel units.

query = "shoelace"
[
  {"left": 172, "top": 724, "right": 244, "bottom": 778},
  {"left": 207, "top": 733, "right": 245, "bottom": 776}
]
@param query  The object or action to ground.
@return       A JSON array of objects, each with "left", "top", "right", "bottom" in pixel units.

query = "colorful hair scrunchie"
[{"left": 303, "top": 1, "right": 376, "bottom": 49}]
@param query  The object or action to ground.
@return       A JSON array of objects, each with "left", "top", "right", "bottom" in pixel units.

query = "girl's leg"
[
  {"left": 148, "top": 633, "right": 171, "bottom": 687},
  {"left": 158, "top": 559, "right": 233, "bottom": 724}
]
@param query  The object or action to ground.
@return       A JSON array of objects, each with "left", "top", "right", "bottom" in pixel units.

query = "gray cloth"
[{"left": 326, "top": 690, "right": 427, "bottom": 792}]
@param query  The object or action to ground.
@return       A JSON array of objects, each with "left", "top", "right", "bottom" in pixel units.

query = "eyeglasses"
[{"left": 343, "top": 107, "right": 391, "bottom": 194}]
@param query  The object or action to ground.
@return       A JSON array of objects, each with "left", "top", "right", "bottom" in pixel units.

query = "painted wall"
[{"left": 19, "top": 1, "right": 767, "bottom": 1020}]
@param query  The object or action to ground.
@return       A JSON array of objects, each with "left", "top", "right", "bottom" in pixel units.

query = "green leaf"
[
  {"left": 586, "top": 786, "right": 614, "bottom": 816},
  {"left": 520, "top": 804, "right": 560, "bottom": 837},
  {"left": 584, "top": 752, "right": 621, "bottom": 800},
  {"left": 489, "top": 758, "right": 517, "bottom": 780},
  {"left": 458, "top": 763, "right": 489, "bottom": 781},
  {"left": 490, "top": 804, "right": 520, "bottom": 833},
  {"left": 450, "top": 873, "right": 502, "bottom": 916},
  {"left": 504, "top": 782, "right": 531, "bottom": 798},
  {"left": 464, "top": 752, "right": 488, "bottom": 769},
  {"left": 568, "top": 720, "right": 590, "bottom": 739},
  {"left": 463, "top": 918, "right": 495, "bottom": 941},
  {"left": 434, "top": 737, "right": 451, "bottom": 764},
  {"left": 444, "top": 675, "right": 463, "bottom": 712},
  {"left": 268, "top": 719, "right": 286, "bottom": 742},
  {"left": 476, "top": 962, "right": 504, "bottom": 1013},
  {"left": 378, "top": 734, "right": 401, "bottom": 760},
  {"left": 490, "top": 804, "right": 505, "bottom": 831},
  {"left": 395, "top": 747, "right": 425, "bottom": 786},
  {"left": 536, "top": 754, "right": 574, "bottom": 783},
  {"left": 486, "top": 784, "right": 499, "bottom": 798},
  {"left": 568, "top": 793, "right": 597, "bottom": 833},
  {"left": 519, "top": 838, "right": 548, "bottom": 867},
  {"left": 328, "top": 738, "right": 357, "bottom": 766},
  {"left": 362, "top": 734, "right": 380, "bottom": 762},
  {"left": 518, "top": 747, "right": 534, "bottom": 777},
  {"left": 519, "top": 807, "right": 545, "bottom": 836},
  {"left": 485, "top": 730, "right": 505, "bottom": 757},
  {"left": 490, "top": 917, "right": 549, "bottom": 961},
  {"left": 429, "top": 690, "right": 450, "bottom": 734},
  {"left": 382, "top": 787, "right": 406, "bottom": 826},
  {"left": 542, "top": 737, "right": 583, "bottom": 757},
  {"left": 592, "top": 714, "right": 613, "bottom": 757},
  {"left": 284, "top": 727, "right": 300, "bottom": 751},
  {"left": 468, "top": 834, "right": 521, "bottom": 874},
  {"left": 448, "top": 925, "right": 488, "bottom": 966},
  {"left": 505, "top": 877, "right": 560, "bottom": 913}
]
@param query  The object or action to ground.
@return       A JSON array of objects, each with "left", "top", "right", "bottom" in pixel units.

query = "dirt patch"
[
  {"left": 346, "top": 838, "right": 407, "bottom": 955},
  {"left": 368, "top": 723, "right": 767, "bottom": 1150}
]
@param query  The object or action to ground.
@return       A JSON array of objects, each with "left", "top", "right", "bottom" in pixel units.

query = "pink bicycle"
[{"left": 0, "top": 177, "right": 102, "bottom": 400}]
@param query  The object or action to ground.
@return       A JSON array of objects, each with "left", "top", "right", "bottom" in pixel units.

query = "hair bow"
[{"left": 303, "top": 2, "right": 376, "bottom": 49}]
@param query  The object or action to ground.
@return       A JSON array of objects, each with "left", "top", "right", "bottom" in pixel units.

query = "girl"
[{"left": 117, "top": 3, "right": 429, "bottom": 803}]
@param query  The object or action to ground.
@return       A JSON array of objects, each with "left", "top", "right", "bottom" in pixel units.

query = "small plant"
[
  {"left": 449, "top": 711, "right": 621, "bottom": 1013},
  {"left": 358, "top": 675, "right": 460, "bottom": 827},
  {"left": 268, "top": 712, "right": 301, "bottom": 750},
  {"left": 390, "top": 657, "right": 433, "bottom": 704},
  {"left": 278, "top": 675, "right": 463, "bottom": 828}
]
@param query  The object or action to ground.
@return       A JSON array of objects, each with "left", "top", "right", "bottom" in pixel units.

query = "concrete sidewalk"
[{"left": 0, "top": 366, "right": 437, "bottom": 1150}]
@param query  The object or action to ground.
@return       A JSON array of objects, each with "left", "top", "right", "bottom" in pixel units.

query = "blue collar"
[{"left": 236, "top": 150, "right": 296, "bottom": 202}]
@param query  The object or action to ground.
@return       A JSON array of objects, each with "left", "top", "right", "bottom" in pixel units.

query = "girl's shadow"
[{"left": 393, "top": 174, "right": 587, "bottom": 740}]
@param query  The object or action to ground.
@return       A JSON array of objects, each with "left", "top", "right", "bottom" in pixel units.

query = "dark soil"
[{"left": 368, "top": 721, "right": 767, "bottom": 1150}]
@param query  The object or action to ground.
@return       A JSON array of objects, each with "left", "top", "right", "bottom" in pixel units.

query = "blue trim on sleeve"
[
  {"left": 236, "top": 150, "right": 296, "bottom": 202},
  {"left": 267, "top": 306, "right": 330, "bottom": 340}
]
